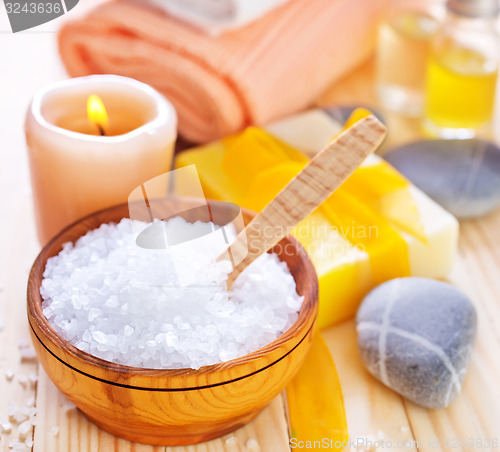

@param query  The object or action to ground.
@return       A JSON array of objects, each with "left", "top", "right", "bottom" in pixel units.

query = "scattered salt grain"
[
  {"left": 8, "top": 440, "right": 27, "bottom": 450},
  {"left": 1, "top": 421, "right": 12, "bottom": 434},
  {"left": 15, "top": 413, "right": 29, "bottom": 426},
  {"left": 18, "top": 341, "right": 37, "bottom": 362},
  {"left": 362, "top": 435, "right": 378, "bottom": 452},
  {"left": 8, "top": 401, "right": 19, "bottom": 421},
  {"left": 52, "top": 426, "right": 60, "bottom": 436},
  {"left": 8, "top": 401, "right": 30, "bottom": 425},
  {"left": 23, "top": 407, "right": 36, "bottom": 419},
  {"left": 19, "top": 348, "right": 37, "bottom": 362},
  {"left": 28, "top": 373, "right": 38, "bottom": 387},
  {"left": 27, "top": 406, "right": 37, "bottom": 426},
  {"left": 60, "top": 400, "right": 76, "bottom": 414},
  {"left": 24, "top": 439, "right": 34, "bottom": 448},
  {"left": 17, "top": 375, "right": 28, "bottom": 388},
  {"left": 41, "top": 218, "right": 303, "bottom": 369},
  {"left": 17, "top": 420, "right": 31, "bottom": 438},
  {"left": 225, "top": 436, "right": 238, "bottom": 445},
  {"left": 246, "top": 438, "right": 260, "bottom": 451},
  {"left": 5, "top": 368, "right": 14, "bottom": 381}
]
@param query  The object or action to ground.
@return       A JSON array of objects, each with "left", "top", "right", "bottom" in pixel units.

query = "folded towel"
[
  {"left": 59, "top": 0, "right": 387, "bottom": 143},
  {"left": 140, "top": 0, "right": 291, "bottom": 35}
]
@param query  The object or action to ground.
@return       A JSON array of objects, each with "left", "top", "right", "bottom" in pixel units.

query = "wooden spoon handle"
[{"left": 223, "top": 115, "right": 387, "bottom": 287}]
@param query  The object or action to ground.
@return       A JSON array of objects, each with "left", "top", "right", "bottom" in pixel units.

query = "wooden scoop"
[{"left": 220, "top": 115, "right": 387, "bottom": 288}]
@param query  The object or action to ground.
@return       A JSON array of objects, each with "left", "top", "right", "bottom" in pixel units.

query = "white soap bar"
[{"left": 265, "top": 109, "right": 342, "bottom": 157}]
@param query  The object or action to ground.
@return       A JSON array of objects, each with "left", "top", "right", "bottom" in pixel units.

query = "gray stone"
[
  {"left": 324, "top": 105, "right": 385, "bottom": 126},
  {"left": 356, "top": 277, "right": 477, "bottom": 409},
  {"left": 385, "top": 139, "right": 500, "bottom": 219}
]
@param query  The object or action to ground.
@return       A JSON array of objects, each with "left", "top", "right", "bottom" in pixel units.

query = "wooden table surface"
[{"left": 1, "top": 5, "right": 500, "bottom": 452}]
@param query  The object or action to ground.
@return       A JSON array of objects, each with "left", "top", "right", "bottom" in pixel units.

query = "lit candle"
[
  {"left": 25, "top": 75, "right": 177, "bottom": 245},
  {"left": 87, "top": 95, "right": 109, "bottom": 136}
]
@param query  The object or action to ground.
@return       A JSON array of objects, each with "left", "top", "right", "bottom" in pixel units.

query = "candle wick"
[{"left": 98, "top": 125, "right": 106, "bottom": 136}]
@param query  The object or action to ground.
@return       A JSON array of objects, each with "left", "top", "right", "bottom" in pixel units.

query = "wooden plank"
[
  {"left": 0, "top": 31, "right": 58, "bottom": 452},
  {"left": 459, "top": 219, "right": 500, "bottom": 342},
  {"left": 401, "top": 219, "right": 500, "bottom": 451},
  {"left": 323, "top": 322, "right": 418, "bottom": 452},
  {"left": 34, "top": 370, "right": 289, "bottom": 452},
  {"left": 0, "top": 33, "right": 43, "bottom": 446},
  {"left": 33, "top": 369, "right": 165, "bottom": 452},
  {"left": 0, "top": 196, "right": 39, "bottom": 450}
]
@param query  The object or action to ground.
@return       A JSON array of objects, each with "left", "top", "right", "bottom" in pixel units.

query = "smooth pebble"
[
  {"left": 385, "top": 139, "right": 500, "bottom": 219},
  {"left": 325, "top": 105, "right": 385, "bottom": 125},
  {"left": 356, "top": 277, "right": 477, "bottom": 409}
]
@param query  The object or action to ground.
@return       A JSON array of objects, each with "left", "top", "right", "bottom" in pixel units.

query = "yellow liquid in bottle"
[{"left": 424, "top": 47, "right": 498, "bottom": 137}]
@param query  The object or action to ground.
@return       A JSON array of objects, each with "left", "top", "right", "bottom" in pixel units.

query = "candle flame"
[{"left": 87, "top": 95, "right": 109, "bottom": 134}]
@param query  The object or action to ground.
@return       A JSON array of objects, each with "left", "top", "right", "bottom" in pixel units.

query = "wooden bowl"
[{"left": 27, "top": 198, "right": 318, "bottom": 446}]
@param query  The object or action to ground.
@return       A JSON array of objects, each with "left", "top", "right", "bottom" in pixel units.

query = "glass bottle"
[
  {"left": 423, "top": 0, "right": 499, "bottom": 138},
  {"left": 376, "top": 0, "right": 441, "bottom": 116}
]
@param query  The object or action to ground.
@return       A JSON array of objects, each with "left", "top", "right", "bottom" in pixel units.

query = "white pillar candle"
[{"left": 25, "top": 75, "right": 177, "bottom": 245}]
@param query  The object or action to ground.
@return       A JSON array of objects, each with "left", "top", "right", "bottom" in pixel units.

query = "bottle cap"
[{"left": 447, "top": 0, "right": 499, "bottom": 18}]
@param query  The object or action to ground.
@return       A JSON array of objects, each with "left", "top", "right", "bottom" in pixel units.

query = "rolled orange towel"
[{"left": 59, "top": 0, "right": 386, "bottom": 143}]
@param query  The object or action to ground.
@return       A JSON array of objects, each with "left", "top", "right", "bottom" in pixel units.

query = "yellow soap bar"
[
  {"left": 287, "top": 331, "right": 348, "bottom": 450},
  {"left": 175, "top": 109, "right": 459, "bottom": 328}
]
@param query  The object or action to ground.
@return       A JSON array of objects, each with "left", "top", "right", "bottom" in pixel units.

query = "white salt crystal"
[
  {"left": 105, "top": 296, "right": 119, "bottom": 308},
  {"left": 52, "top": 426, "right": 60, "bottom": 436},
  {"left": 8, "top": 440, "right": 27, "bottom": 450},
  {"left": 40, "top": 218, "right": 304, "bottom": 370},
  {"left": 8, "top": 401, "right": 19, "bottom": 421},
  {"left": 225, "top": 436, "right": 238, "bottom": 445},
  {"left": 5, "top": 368, "right": 15, "bottom": 381},
  {"left": 28, "top": 373, "right": 38, "bottom": 387},
  {"left": 10, "top": 407, "right": 28, "bottom": 425},
  {"left": 88, "top": 308, "right": 101, "bottom": 322},
  {"left": 124, "top": 325, "right": 134, "bottom": 337},
  {"left": 18, "top": 374, "right": 28, "bottom": 388},
  {"left": 1, "top": 421, "right": 12, "bottom": 434},
  {"left": 21, "top": 348, "right": 37, "bottom": 361},
  {"left": 19, "top": 346, "right": 37, "bottom": 362},
  {"left": 246, "top": 438, "right": 260, "bottom": 451},
  {"left": 60, "top": 400, "right": 76, "bottom": 413},
  {"left": 24, "top": 439, "right": 34, "bottom": 448},
  {"left": 10, "top": 406, "right": 35, "bottom": 429},
  {"left": 17, "top": 420, "right": 31, "bottom": 437},
  {"left": 92, "top": 331, "right": 108, "bottom": 345}
]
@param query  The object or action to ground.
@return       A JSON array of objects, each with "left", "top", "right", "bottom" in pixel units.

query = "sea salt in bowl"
[{"left": 27, "top": 198, "right": 318, "bottom": 446}]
